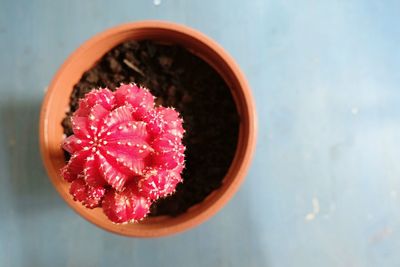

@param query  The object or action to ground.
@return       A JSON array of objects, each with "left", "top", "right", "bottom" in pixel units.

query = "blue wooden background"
[{"left": 1, "top": 0, "right": 400, "bottom": 266}]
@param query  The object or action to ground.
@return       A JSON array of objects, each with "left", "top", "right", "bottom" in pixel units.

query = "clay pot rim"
[{"left": 39, "top": 20, "right": 257, "bottom": 237}]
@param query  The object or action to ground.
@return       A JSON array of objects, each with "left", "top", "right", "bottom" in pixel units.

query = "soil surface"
[{"left": 62, "top": 40, "right": 239, "bottom": 216}]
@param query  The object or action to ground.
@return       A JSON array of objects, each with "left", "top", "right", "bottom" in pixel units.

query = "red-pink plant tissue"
[{"left": 61, "top": 84, "right": 185, "bottom": 223}]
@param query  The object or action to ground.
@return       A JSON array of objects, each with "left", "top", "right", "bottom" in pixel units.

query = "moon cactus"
[{"left": 61, "top": 84, "right": 185, "bottom": 223}]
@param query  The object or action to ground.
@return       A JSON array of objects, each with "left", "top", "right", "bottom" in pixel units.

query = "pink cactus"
[{"left": 61, "top": 84, "right": 185, "bottom": 223}]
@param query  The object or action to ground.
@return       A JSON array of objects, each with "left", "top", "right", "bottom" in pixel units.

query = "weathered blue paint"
[{"left": 1, "top": 0, "right": 400, "bottom": 266}]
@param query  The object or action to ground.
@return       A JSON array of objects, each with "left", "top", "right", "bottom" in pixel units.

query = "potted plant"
[{"left": 39, "top": 21, "right": 257, "bottom": 237}]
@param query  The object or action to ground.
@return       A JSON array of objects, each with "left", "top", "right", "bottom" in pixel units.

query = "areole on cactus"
[{"left": 61, "top": 84, "right": 185, "bottom": 223}]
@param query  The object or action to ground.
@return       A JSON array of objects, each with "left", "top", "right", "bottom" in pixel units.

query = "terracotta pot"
[{"left": 39, "top": 21, "right": 257, "bottom": 237}]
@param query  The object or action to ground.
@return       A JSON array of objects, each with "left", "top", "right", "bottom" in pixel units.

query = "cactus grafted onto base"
[{"left": 61, "top": 84, "right": 185, "bottom": 223}]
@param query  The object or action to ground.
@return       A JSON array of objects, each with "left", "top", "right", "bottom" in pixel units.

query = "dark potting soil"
[{"left": 62, "top": 40, "right": 239, "bottom": 216}]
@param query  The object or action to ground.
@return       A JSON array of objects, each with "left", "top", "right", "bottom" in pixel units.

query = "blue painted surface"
[{"left": 1, "top": 0, "right": 400, "bottom": 266}]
